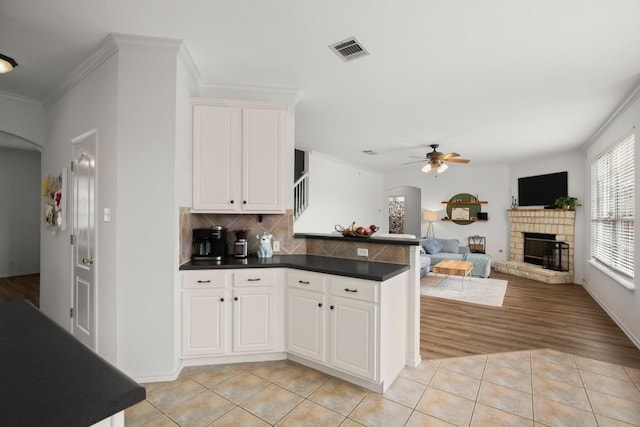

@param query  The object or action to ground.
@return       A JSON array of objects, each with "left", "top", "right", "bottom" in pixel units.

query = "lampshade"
[
  {"left": 437, "top": 162, "right": 448, "bottom": 173},
  {"left": 0, "top": 53, "right": 18, "bottom": 74},
  {"left": 422, "top": 210, "right": 439, "bottom": 222},
  {"left": 421, "top": 163, "right": 431, "bottom": 172}
]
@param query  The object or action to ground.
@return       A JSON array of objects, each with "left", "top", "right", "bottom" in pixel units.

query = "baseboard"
[
  {"left": 133, "top": 361, "right": 183, "bottom": 384},
  {"left": 582, "top": 286, "right": 640, "bottom": 351}
]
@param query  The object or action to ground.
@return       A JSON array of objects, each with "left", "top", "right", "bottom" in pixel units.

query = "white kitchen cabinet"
[
  {"left": 181, "top": 270, "right": 230, "bottom": 356},
  {"left": 286, "top": 270, "right": 403, "bottom": 389},
  {"left": 181, "top": 269, "right": 284, "bottom": 360},
  {"left": 287, "top": 287, "right": 326, "bottom": 363},
  {"left": 232, "top": 286, "right": 276, "bottom": 353},
  {"left": 191, "top": 100, "right": 286, "bottom": 213},
  {"left": 182, "top": 288, "right": 228, "bottom": 356},
  {"left": 328, "top": 295, "right": 377, "bottom": 380}
]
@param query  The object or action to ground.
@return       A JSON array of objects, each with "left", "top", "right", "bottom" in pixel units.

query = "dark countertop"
[
  {"left": 294, "top": 232, "right": 421, "bottom": 245},
  {"left": 0, "top": 300, "right": 145, "bottom": 427},
  {"left": 180, "top": 254, "right": 410, "bottom": 282}
]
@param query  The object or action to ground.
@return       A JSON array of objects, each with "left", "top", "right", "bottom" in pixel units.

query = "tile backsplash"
[
  {"left": 179, "top": 207, "right": 410, "bottom": 265},
  {"left": 179, "top": 208, "right": 305, "bottom": 264}
]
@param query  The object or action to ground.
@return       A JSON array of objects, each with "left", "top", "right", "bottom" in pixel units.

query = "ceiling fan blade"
[
  {"left": 445, "top": 158, "right": 470, "bottom": 163},
  {"left": 408, "top": 155, "right": 427, "bottom": 159},
  {"left": 442, "top": 152, "right": 460, "bottom": 159},
  {"left": 402, "top": 159, "right": 428, "bottom": 165}
]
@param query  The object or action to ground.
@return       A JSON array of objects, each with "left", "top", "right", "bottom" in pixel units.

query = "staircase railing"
[{"left": 293, "top": 172, "right": 309, "bottom": 219}]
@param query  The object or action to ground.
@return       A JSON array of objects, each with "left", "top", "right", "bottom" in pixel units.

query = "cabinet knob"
[
  {"left": 230, "top": 200, "right": 234, "bottom": 204},
  {"left": 220, "top": 297, "right": 224, "bottom": 302},
  {"left": 234, "top": 296, "right": 238, "bottom": 301},
  {"left": 243, "top": 200, "right": 247, "bottom": 204},
  {"left": 318, "top": 302, "right": 323, "bottom": 308},
  {"left": 330, "top": 305, "right": 335, "bottom": 310}
]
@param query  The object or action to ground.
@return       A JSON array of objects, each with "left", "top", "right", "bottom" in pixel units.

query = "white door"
[
  {"left": 182, "top": 288, "right": 228, "bottom": 356},
  {"left": 287, "top": 288, "right": 325, "bottom": 362},
  {"left": 329, "top": 296, "right": 377, "bottom": 380},
  {"left": 72, "top": 130, "right": 97, "bottom": 349},
  {"left": 233, "top": 286, "right": 274, "bottom": 352}
]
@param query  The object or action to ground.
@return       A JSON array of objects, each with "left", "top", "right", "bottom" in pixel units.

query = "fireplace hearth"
[{"left": 494, "top": 209, "right": 575, "bottom": 284}]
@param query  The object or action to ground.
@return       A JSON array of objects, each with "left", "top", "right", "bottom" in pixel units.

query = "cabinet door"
[
  {"left": 233, "top": 286, "right": 275, "bottom": 352},
  {"left": 182, "top": 288, "right": 228, "bottom": 356},
  {"left": 328, "top": 296, "right": 377, "bottom": 380},
  {"left": 287, "top": 288, "right": 325, "bottom": 363},
  {"left": 192, "top": 104, "right": 241, "bottom": 211},
  {"left": 242, "top": 107, "right": 286, "bottom": 212}
]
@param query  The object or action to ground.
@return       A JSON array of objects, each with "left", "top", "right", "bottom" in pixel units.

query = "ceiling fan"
[{"left": 402, "top": 144, "right": 470, "bottom": 173}]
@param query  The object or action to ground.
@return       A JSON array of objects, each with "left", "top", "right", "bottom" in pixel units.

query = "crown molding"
[
  {"left": 582, "top": 78, "right": 640, "bottom": 149},
  {"left": 0, "top": 90, "right": 42, "bottom": 106},
  {"left": 178, "top": 43, "right": 201, "bottom": 83},
  {"left": 197, "top": 82, "right": 300, "bottom": 106},
  {"left": 44, "top": 35, "right": 119, "bottom": 107}
]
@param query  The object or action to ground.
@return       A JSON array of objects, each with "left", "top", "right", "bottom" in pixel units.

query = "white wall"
[
  {"left": 42, "top": 47, "right": 120, "bottom": 363},
  {"left": 385, "top": 163, "right": 511, "bottom": 261},
  {"left": 113, "top": 36, "right": 184, "bottom": 379},
  {"left": 583, "top": 92, "right": 640, "bottom": 348},
  {"left": 293, "top": 151, "right": 386, "bottom": 234},
  {"left": 0, "top": 148, "right": 41, "bottom": 277},
  {"left": 509, "top": 149, "right": 585, "bottom": 283},
  {"left": 0, "top": 93, "right": 45, "bottom": 149}
]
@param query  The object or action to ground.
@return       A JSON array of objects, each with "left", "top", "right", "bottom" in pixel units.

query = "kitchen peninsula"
[
  {"left": 0, "top": 301, "right": 145, "bottom": 427},
  {"left": 179, "top": 250, "right": 420, "bottom": 393}
]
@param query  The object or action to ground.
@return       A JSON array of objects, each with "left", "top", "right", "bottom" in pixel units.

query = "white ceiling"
[{"left": 1, "top": 0, "right": 639, "bottom": 171}]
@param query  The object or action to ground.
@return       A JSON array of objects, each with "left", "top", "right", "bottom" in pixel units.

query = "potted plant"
[{"left": 554, "top": 196, "right": 581, "bottom": 211}]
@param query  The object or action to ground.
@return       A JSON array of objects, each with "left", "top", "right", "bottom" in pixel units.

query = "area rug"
[{"left": 420, "top": 274, "right": 508, "bottom": 307}]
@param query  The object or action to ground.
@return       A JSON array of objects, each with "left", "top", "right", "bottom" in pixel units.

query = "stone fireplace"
[{"left": 494, "top": 209, "right": 575, "bottom": 284}]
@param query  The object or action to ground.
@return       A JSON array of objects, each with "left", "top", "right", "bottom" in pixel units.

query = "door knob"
[{"left": 82, "top": 257, "right": 94, "bottom": 265}]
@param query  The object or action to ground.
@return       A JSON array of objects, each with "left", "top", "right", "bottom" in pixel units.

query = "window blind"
[{"left": 590, "top": 132, "right": 635, "bottom": 278}]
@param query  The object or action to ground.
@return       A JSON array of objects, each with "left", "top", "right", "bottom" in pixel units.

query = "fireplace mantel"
[{"left": 494, "top": 209, "right": 575, "bottom": 284}]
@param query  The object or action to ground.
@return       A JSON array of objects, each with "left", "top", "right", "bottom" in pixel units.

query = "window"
[{"left": 590, "top": 132, "right": 635, "bottom": 279}]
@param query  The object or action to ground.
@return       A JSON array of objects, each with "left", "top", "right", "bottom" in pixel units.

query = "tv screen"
[{"left": 518, "top": 171, "right": 568, "bottom": 207}]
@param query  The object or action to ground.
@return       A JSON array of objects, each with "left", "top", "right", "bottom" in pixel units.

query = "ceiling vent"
[{"left": 329, "top": 37, "right": 370, "bottom": 62}]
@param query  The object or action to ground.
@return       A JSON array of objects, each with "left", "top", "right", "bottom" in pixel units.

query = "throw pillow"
[{"left": 423, "top": 236, "right": 443, "bottom": 254}]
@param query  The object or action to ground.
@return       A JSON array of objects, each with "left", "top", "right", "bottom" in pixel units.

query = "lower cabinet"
[
  {"left": 181, "top": 269, "right": 283, "bottom": 359},
  {"left": 182, "top": 267, "right": 406, "bottom": 392},
  {"left": 286, "top": 270, "right": 402, "bottom": 386}
]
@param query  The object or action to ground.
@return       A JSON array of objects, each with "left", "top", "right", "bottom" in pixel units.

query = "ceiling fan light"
[
  {"left": 0, "top": 53, "right": 18, "bottom": 73},
  {"left": 437, "top": 162, "right": 448, "bottom": 173},
  {"left": 421, "top": 163, "right": 431, "bottom": 173}
]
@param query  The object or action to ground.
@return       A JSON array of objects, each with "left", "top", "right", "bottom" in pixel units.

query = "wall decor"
[
  {"left": 43, "top": 168, "right": 67, "bottom": 233},
  {"left": 442, "top": 193, "right": 488, "bottom": 225}
]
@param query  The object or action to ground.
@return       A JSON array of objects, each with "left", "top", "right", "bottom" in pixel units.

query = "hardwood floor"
[
  {"left": 3, "top": 271, "right": 639, "bottom": 369},
  {"left": 421, "top": 270, "right": 640, "bottom": 369},
  {"left": 0, "top": 274, "right": 39, "bottom": 307}
]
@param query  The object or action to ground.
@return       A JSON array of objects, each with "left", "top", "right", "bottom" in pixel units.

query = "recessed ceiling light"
[{"left": 0, "top": 53, "right": 18, "bottom": 74}]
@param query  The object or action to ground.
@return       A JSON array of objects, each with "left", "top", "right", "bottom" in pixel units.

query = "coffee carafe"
[{"left": 233, "top": 229, "right": 249, "bottom": 258}]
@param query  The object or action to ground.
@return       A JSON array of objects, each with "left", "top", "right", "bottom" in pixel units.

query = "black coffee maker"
[{"left": 192, "top": 226, "right": 227, "bottom": 261}]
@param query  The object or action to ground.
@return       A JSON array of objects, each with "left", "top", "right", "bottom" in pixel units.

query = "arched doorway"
[{"left": 388, "top": 186, "right": 421, "bottom": 237}]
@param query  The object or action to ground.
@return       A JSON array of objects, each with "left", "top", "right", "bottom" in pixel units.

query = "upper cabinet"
[{"left": 192, "top": 100, "right": 287, "bottom": 213}]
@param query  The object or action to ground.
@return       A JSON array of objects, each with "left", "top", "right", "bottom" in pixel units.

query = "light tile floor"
[{"left": 125, "top": 349, "right": 640, "bottom": 426}]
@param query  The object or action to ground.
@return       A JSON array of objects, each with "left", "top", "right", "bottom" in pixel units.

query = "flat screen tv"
[{"left": 518, "top": 171, "right": 568, "bottom": 207}]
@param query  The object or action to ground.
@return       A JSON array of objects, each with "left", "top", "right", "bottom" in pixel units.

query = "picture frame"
[
  {"left": 451, "top": 207, "right": 470, "bottom": 221},
  {"left": 42, "top": 168, "right": 67, "bottom": 233}
]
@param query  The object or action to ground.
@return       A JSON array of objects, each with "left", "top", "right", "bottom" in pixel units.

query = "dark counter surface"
[
  {"left": 180, "top": 254, "right": 410, "bottom": 282},
  {"left": 0, "top": 300, "right": 145, "bottom": 427},
  {"left": 294, "top": 232, "right": 421, "bottom": 245}
]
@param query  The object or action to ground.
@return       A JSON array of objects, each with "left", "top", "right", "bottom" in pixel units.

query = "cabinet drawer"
[
  {"left": 233, "top": 269, "right": 277, "bottom": 286},
  {"left": 181, "top": 270, "right": 229, "bottom": 289},
  {"left": 329, "top": 277, "right": 378, "bottom": 303},
  {"left": 287, "top": 270, "right": 326, "bottom": 293}
]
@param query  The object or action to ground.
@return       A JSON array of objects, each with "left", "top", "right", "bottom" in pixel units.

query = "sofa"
[{"left": 420, "top": 237, "right": 469, "bottom": 277}]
